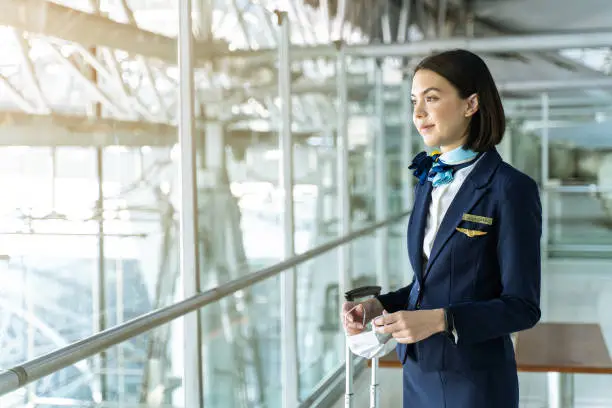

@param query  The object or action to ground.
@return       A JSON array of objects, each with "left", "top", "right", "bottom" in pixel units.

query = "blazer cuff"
[
  {"left": 375, "top": 293, "right": 397, "bottom": 313},
  {"left": 376, "top": 294, "right": 409, "bottom": 314}
]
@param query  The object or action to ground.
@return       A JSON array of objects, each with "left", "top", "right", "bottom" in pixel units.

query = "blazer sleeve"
[
  {"left": 446, "top": 173, "right": 542, "bottom": 346},
  {"left": 376, "top": 278, "right": 415, "bottom": 313}
]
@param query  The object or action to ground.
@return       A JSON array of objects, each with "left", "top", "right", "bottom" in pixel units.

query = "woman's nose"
[{"left": 413, "top": 102, "right": 427, "bottom": 118}]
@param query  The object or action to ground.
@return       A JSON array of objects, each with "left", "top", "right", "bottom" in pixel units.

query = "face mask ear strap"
[{"left": 344, "top": 304, "right": 367, "bottom": 328}]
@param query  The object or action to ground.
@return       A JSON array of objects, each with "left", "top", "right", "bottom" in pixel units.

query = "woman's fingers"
[
  {"left": 341, "top": 302, "right": 354, "bottom": 316},
  {"left": 342, "top": 303, "right": 363, "bottom": 323},
  {"left": 345, "top": 320, "right": 365, "bottom": 330},
  {"left": 342, "top": 302, "right": 367, "bottom": 334},
  {"left": 349, "top": 304, "right": 363, "bottom": 322},
  {"left": 373, "top": 311, "right": 404, "bottom": 334}
]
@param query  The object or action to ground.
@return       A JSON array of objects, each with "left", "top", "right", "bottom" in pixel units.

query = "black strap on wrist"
[{"left": 444, "top": 308, "right": 455, "bottom": 334}]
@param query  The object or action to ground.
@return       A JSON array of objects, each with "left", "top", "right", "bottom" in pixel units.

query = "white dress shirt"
[{"left": 421, "top": 151, "right": 482, "bottom": 343}]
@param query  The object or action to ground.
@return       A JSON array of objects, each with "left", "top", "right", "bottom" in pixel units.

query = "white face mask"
[{"left": 344, "top": 306, "right": 397, "bottom": 359}]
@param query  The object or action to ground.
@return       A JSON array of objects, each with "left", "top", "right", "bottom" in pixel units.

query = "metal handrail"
[{"left": 0, "top": 210, "right": 410, "bottom": 395}]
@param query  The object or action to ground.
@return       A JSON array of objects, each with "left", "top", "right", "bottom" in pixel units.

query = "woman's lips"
[{"left": 420, "top": 124, "right": 434, "bottom": 132}]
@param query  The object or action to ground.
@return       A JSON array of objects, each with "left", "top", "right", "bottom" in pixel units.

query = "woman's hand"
[
  {"left": 372, "top": 309, "right": 446, "bottom": 344},
  {"left": 341, "top": 298, "right": 384, "bottom": 335}
]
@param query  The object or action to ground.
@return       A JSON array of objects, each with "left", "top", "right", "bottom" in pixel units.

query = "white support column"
[
  {"left": 94, "top": 147, "right": 108, "bottom": 403},
  {"left": 381, "top": 2, "right": 392, "bottom": 44},
  {"left": 540, "top": 92, "right": 550, "bottom": 323},
  {"left": 178, "top": 1, "right": 204, "bottom": 407},
  {"left": 437, "top": 0, "right": 449, "bottom": 37},
  {"left": 193, "top": 0, "right": 214, "bottom": 40},
  {"left": 336, "top": 42, "right": 353, "bottom": 408},
  {"left": 277, "top": 11, "right": 299, "bottom": 408},
  {"left": 84, "top": 13, "right": 109, "bottom": 399},
  {"left": 396, "top": 0, "right": 411, "bottom": 42},
  {"left": 553, "top": 182, "right": 563, "bottom": 243},
  {"left": 401, "top": 75, "right": 414, "bottom": 210},
  {"left": 318, "top": 0, "right": 331, "bottom": 42},
  {"left": 204, "top": 122, "right": 225, "bottom": 170},
  {"left": 374, "top": 60, "right": 389, "bottom": 293},
  {"left": 400, "top": 74, "right": 414, "bottom": 285},
  {"left": 332, "top": 0, "right": 347, "bottom": 40},
  {"left": 314, "top": 150, "right": 326, "bottom": 240},
  {"left": 547, "top": 372, "right": 574, "bottom": 408},
  {"left": 499, "top": 124, "right": 513, "bottom": 165},
  {"left": 200, "top": 119, "right": 224, "bottom": 405}
]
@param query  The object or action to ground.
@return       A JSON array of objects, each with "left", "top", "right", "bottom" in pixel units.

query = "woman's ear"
[{"left": 465, "top": 94, "right": 479, "bottom": 117}]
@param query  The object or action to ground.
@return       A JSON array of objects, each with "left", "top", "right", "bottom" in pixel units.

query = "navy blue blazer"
[{"left": 377, "top": 148, "right": 542, "bottom": 372}]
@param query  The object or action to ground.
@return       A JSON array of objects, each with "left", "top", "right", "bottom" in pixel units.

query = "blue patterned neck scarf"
[{"left": 409, "top": 146, "right": 481, "bottom": 187}]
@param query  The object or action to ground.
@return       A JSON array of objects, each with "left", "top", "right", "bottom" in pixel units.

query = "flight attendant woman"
[{"left": 343, "top": 49, "right": 542, "bottom": 408}]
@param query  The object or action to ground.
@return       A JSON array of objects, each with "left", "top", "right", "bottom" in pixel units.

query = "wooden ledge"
[
  {"left": 368, "top": 323, "right": 612, "bottom": 374},
  {"left": 515, "top": 322, "right": 612, "bottom": 374},
  {"left": 370, "top": 352, "right": 401, "bottom": 368}
]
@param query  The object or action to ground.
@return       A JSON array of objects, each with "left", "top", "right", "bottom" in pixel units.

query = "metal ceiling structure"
[{"left": 0, "top": 0, "right": 610, "bottom": 147}]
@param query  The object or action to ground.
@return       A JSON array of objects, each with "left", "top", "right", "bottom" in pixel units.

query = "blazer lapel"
[
  {"left": 423, "top": 149, "right": 502, "bottom": 280},
  {"left": 408, "top": 181, "right": 432, "bottom": 282}
]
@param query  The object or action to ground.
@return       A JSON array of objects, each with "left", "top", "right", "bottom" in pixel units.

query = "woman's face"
[{"left": 411, "top": 69, "right": 478, "bottom": 153}]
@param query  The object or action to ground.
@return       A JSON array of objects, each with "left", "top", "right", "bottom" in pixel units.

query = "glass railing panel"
[
  {"left": 296, "top": 217, "right": 408, "bottom": 400},
  {"left": 0, "top": 214, "right": 410, "bottom": 407},
  {"left": 547, "top": 190, "right": 612, "bottom": 245},
  {"left": 295, "top": 241, "right": 342, "bottom": 401},
  {"left": 353, "top": 217, "right": 412, "bottom": 292},
  {"left": 0, "top": 149, "right": 180, "bottom": 367},
  {"left": 352, "top": 230, "right": 378, "bottom": 287},
  {"left": 0, "top": 321, "right": 185, "bottom": 407},
  {"left": 388, "top": 220, "right": 412, "bottom": 291},
  {"left": 546, "top": 189, "right": 612, "bottom": 258},
  {"left": 201, "top": 274, "right": 282, "bottom": 408}
]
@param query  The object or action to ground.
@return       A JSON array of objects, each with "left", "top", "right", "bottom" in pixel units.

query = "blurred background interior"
[{"left": 0, "top": 0, "right": 611, "bottom": 407}]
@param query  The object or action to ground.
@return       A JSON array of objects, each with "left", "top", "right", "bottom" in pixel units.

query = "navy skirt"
[{"left": 402, "top": 357, "right": 519, "bottom": 408}]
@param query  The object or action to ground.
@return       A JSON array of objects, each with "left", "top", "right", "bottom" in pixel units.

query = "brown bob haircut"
[{"left": 414, "top": 49, "right": 505, "bottom": 152}]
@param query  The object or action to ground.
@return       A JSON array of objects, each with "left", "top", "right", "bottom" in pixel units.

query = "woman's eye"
[
  {"left": 410, "top": 100, "right": 416, "bottom": 105},
  {"left": 426, "top": 96, "right": 438, "bottom": 102}
]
